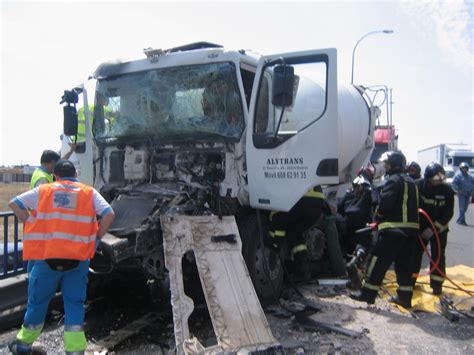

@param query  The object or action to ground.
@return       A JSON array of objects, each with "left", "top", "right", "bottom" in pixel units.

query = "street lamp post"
[{"left": 351, "top": 30, "right": 393, "bottom": 84}]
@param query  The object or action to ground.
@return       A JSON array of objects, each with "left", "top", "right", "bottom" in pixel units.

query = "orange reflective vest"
[{"left": 23, "top": 180, "right": 98, "bottom": 261}]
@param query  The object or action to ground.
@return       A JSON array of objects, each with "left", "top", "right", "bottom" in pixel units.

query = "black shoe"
[
  {"left": 432, "top": 285, "right": 442, "bottom": 295},
  {"left": 8, "top": 341, "right": 32, "bottom": 355},
  {"left": 388, "top": 295, "right": 411, "bottom": 309},
  {"left": 349, "top": 291, "right": 375, "bottom": 305}
]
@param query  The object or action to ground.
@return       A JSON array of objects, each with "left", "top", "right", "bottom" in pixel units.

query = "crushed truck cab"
[{"left": 60, "top": 41, "right": 379, "bottom": 311}]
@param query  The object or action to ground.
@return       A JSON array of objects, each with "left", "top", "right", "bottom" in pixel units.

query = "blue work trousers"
[
  {"left": 457, "top": 194, "right": 470, "bottom": 224},
  {"left": 23, "top": 260, "right": 89, "bottom": 329}
]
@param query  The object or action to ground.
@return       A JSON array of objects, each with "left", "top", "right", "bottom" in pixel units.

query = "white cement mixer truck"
[{"left": 60, "top": 42, "right": 380, "bottom": 301}]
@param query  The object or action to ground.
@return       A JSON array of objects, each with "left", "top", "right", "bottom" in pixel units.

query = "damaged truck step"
[{"left": 161, "top": 215, "right": 280, "bottom": 354}]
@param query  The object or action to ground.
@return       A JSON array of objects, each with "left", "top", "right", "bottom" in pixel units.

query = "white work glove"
[{"left": 420, "top": 228, "right": 434, "bottom": 240}]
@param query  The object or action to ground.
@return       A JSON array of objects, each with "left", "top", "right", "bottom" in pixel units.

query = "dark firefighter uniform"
[
  {"left": 337, "top": 181, "right": 373, "bottom": 254},
  {"left": 412, "top": 165, "right": 454, "bottom": 294},
  {"left": 269, "top": 186, "right": 325, "bottom": 268},
  {"left": 351, "top": 151, "right": 419, "bottom": 307}
]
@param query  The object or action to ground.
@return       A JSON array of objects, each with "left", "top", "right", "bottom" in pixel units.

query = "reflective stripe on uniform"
[
  {"left": 17, "top": 324, "right": 43, "bottom": 344},
  {"left": 51, "top": 183, "right": 81, "bottom": 191},
  {"left": 422, "top": 196, "right": 446, "bottom": 207},
  {"left": 36, "top": 212, "right": 96, "bottom": 223},
  {"left": 65, "top": 325, "right": 84, "bottom": 332},
  {"left": 366, "top": 256, "right": 378, "bottom": 277},
  {"left": 291, "top": 244, "right": 307, "bottom": 257},
  {"left": 64, "top": 330, "right": 87, "bottom": 352},
  {"left": 402, "top": 182, "right": 408, "bottom": 223},
  {"left": 304, "top": 189, "right": 324, "bottom": 199},
  {"left": 430, "top": 275, "right": 445, "bottom": 282},
  {"left": 24, "top": 233, "right": 96, "bottom": 244},
  {"left": 362, "top": 281, "right": 380, "bottom": 291},
  {"left": 415, "top": 184, "right": 419, "bottom": 210},
  {"left": 378, "top": 222, "right": 419, "bottom": 230},
  {"left": 434, "top": 221, "right": 448, "bottom": 232},
  {"left": 398, "top": 285, "right": 414, "bottom": 292},
  {"left": 22, "top": 323, "right": 44, "bottom": 331},
  {"left": 270, "top": 230, "right": 286, "bottom": 238},
  {"left": 23, "top": 180, "right": 98, "bottom": 260},
  {"left": 421, "top": 197, "right": 436, "bottom": 205}
]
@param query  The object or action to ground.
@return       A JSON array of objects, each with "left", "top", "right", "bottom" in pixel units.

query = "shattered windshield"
[{"left": 93, "top": 62, "right": 244, "bottom": 141}]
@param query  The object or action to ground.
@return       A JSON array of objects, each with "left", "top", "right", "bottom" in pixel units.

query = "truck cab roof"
[{"left": 93, "top": 42, "right": 261, "bottom": 80}]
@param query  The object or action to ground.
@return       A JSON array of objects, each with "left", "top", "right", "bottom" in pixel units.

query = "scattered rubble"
[{"left": 0, "top": 280, "right": 473, "bottom": 354}]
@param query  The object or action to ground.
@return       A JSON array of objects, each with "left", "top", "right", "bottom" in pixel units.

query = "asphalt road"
[{"left": 444, "top": 197, "right": 474, "bottom": 268}]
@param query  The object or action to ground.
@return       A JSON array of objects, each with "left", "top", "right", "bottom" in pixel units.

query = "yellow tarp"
[{"left": 382, "top": 264, "right": 474, "bottom": 313}]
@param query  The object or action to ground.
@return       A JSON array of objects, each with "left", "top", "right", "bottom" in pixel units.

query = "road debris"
[
  {"left": 293, "top": 312, "right": 364, "bottom": 338},
  {"left": 94, "top": 312, "right": 163, "bottom": 351}
]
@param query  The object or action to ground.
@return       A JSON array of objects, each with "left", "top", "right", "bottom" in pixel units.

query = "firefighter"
[
  {"left": 337, "top": 168, "right": 374, "bottom": 254},
  {"left": 269, "top": 185, "right": 325, "bottom": 279},
  {"left": 8, "top": 160, "right": 115, "bottom": 355},
  {"left": 350, "top": 151, "right": 419, "bottom": 308},
  {"left": 337, "top": 168, "right": 374, "bottom": 289},
  {"left": 407, "top": 161, "right": 421, "bottom": 181},
  {"left": 412, "top": 163, "right": 454, "bottom": 295},
  {"left": 452, "top": 162, "right": 474, "bottom": 225},
  {"left": 30, "top": 147, "right": 76, "bottom": 189}
]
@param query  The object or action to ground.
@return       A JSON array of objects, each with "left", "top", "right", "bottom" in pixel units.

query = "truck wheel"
[{"left": 238, "top": 214, "right": 283, "bottom": 304}]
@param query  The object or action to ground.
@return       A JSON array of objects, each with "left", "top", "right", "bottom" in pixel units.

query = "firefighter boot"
[
  {"left": 388, "top": 293, "right": 412, "bottom": 309},
  {"left": 349, "top": 289, "right": 376, "bottom": 305},
  {"left": 432, "top": 284, "right": 442, "bottom": 295}
]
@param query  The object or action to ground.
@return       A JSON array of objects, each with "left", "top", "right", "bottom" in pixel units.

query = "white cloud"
[{"left": 401, "top": 0, "right": 473, "bottom": 72}]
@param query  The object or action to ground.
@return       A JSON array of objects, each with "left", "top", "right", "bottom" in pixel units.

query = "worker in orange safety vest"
[{"left": 8, "top": 160, "right": 115, "bottom": 355}]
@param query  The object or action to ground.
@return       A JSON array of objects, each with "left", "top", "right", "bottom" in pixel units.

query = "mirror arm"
[
  {"left": 273, "top": 106, "right": 286, "bottom": 140},
  {"left": 265, "top": 56, "right": 286, "bottom": 69}
]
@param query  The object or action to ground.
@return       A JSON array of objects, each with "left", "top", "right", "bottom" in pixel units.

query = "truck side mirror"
[
  {"left": 272, "top": 65, "right": 295, "bottom": 107},
  {"left": 63, "top": 105, "right": 78, "bottom": 136}
]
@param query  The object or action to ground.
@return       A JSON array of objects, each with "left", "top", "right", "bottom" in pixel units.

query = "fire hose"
[
  {"left": 416, "top": 208, "right": 474, "bottom": 296},
  {"left": 357, "top": 209, "right": 473, "bottom": 296},
  {"left": 414, "top": 208, "right": 442, "bottom": 277}
]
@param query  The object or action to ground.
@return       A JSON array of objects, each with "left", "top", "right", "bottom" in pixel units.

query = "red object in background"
[{"left": 374, "top": 126, "right": 395, "bottom": 145}]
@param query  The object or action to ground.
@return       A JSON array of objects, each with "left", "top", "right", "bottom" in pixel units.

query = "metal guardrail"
[{"left": 1, "top": 211, "right": 25, "bottom": 279}]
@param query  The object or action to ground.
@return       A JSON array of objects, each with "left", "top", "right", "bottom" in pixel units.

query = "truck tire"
[{"left": 238, "top": 214, "right": 283, "bottom": 304}]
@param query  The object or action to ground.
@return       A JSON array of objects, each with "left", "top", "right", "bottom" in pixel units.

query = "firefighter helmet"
[
  {"left": 407, "top": 161, "right": 421, "bottom": 179},
  {"left": 424, "top": 162, "right": 445, "bottom": 181},
  {"left": 379, "top": 151, "right": 406, "bottom": 173},
  {"left": 353, "top": 167, "right": 373, "bottom": 186}
]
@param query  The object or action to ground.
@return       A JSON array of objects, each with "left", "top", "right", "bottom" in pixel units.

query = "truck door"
[{"left": 246, "top": 49, "right": 339, "bottom": 211}]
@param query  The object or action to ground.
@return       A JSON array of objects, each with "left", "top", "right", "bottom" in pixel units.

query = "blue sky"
[{"left": 1, "top": 1, "right": 473, "bottom": 166}]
